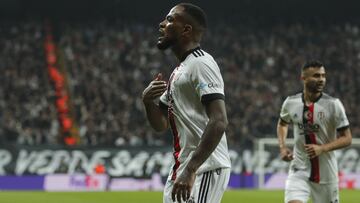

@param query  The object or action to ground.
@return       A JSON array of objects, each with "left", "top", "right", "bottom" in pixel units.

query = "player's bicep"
[
  {"left": 279, "top": 97, "right": 291, "bottom": 124},
  {"left": 337, "top": 127, "right": 352, "bottom": 147},
  {"left": 158, "top": 100, "right": 169, "bottom": 117},
  {"left": 337, "top": 126, "right": 351, "bottom": 138},
  {"left": 278, "top": 118, "right": 289, "bottom": 127},
  {"left": 334, "top": 99, "right": 350, "bottom": 129},
  {"left": 277, "top": 119, "right": 289, "bottom": 142},
  {"left": 205, "top": 99, "right": 228, "bottom": 125},
  {"left": 191, "top": 60, "right": 225, "bottom": 101}
]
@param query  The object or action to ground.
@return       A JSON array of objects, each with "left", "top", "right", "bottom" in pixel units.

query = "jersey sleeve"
[
  {"left": 280, "top": 97, "right": 291, "bottom": 124},
  {"left": 190, "top": 59, "right": 225, "bottom": 105},
  {"left": 334, "top": 99, "right": 350, "bottom": 130}
]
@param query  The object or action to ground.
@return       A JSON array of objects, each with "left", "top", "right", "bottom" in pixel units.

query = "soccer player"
[
  {"left": 277, "top": 60, "right": 352, "bottom": 203},
  {"left": 142, "top": 3, "right": 231, "bottom": 203}
]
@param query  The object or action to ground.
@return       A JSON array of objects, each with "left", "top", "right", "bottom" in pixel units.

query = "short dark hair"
[
  {"left": 178, "top": 3, "right": 207, "bottom": 30},
  {"left": 302, "top": 60, "right": 324, "bottom": 71}
]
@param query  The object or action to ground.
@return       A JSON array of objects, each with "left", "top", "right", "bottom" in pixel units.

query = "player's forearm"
[
  {"left": 143, "top": 101, "right": 168, "bottom": 132},
  {"left": 186, "top": 117, "right": 228, "bottom": 173},
  {"left": 321, "top": 128, "right": 352, "bottom": 152},
  {"left": 277, "top": 120, "right": 289, "bottom": 149}
]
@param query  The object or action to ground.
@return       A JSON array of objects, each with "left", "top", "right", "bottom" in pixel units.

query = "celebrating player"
[
  {"left": 277, "top": 60, "right": 352, "bottom": 203},
  {"left": 142, "top": 3, "right": 231, "bottom": 203}
]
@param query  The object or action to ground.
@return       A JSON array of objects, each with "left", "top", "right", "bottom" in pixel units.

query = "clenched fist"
[{"left": 142, "top": 73, "right": 167, "bottom": 104}]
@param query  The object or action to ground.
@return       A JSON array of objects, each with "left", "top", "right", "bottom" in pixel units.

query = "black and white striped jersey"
[
  {"left": 280, "top": 92, "right": 349, "bottom": 184},
  {"left": 159, "top": 47, "right": 231, "bottom": 181}
]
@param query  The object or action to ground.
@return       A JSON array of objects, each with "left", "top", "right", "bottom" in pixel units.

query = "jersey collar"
[
  {"left": 301, "top": 92, "right": 323, "bottom": 104},
  {"left": 180, "top": 46, "right": 201, "bottom": 62}
]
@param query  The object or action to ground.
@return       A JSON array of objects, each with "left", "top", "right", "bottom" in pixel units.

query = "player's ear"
[
  {"left": 300, "top": 72, "right": 306, "bottom": 81},
  {"left": 183, "top": 24, "right": 193, "bottom": 36}
]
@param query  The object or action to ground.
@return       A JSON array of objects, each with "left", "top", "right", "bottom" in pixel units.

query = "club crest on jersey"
[
  {"left": 304, "top": 110, "right": 313, "bottom": 121},
  {"left": 186, "top": 196, "right": 195, "bottom": 203},
  {"left": 318, "top": 111, "right": 325, "bottom": 120},
  {"left": 172, "top": 72, "right": 182, "bottom": 83}
]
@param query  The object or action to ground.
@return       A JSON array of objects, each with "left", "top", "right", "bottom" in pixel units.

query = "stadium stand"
[
  {"left": 0, "top": 21, "right": 59, "bottom": 145},
  {"left": 1, "top": 20, "right": 359, "bottom": 147}
]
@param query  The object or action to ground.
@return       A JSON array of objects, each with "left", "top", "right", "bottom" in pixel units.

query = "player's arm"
[
  {"left": 172, "top": 60, "right": 227, "bottom": 202},
  {"left": 171, "top": 98, "right": 227, "bottom": 202},
  {"left": 277, "top": 119, "right": 293, "bottom": 161},
  {"left": 142, "top": 74, "right": 169, "bottom": 132},
  {"left": 305, "top": 99, "right": 352, "bottom": 158},
  {"left": 322, "top": 127, "right": 352, "bottom": 152},
  {"left": 186, "top": 98, "right": 228, "bottom": 172},
  {"left": 305, "top": 127, "right": 352, "bottom": 159}
]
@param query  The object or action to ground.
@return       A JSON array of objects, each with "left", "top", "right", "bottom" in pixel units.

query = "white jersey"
[
  {"left": 159, "top": 47, "right": 231, "bottom": 181},
  {"left": 280, "top": 92, "right": 350, "bottom": 184}
]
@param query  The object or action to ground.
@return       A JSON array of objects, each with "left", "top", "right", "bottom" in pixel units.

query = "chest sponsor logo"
[{"left": 298, "top": 123, "right": 320, "bottom": 133}]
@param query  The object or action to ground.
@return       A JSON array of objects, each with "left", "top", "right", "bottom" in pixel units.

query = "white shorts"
[
  {"left": 163, "top": 168, "right": 230, "bottom": 203},
  {"left": 285, "top": 173, "right": 339, "bottom": 203}
]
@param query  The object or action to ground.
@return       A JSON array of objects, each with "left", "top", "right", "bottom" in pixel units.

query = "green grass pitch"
[{"left": 0, "top": 190, "right": 358, "bottom": 203}]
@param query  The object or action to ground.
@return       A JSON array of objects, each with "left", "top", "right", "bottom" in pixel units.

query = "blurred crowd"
[
  {"left": 1, "top": 20, "right": 360, "bottom": 147},
  {"left": 0, "top": 21, "right": 59, "bottom": 145}
]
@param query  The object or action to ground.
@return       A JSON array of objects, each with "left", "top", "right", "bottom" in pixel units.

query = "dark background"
[{"left": 1, "top": 0, "right": 360, "bottom": 23}]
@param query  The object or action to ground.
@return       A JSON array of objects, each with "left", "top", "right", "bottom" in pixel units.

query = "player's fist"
[
  {"left": 154, "top": 73, "right": 163, "bottom": 81},
  {"left": 172, "top": 168, "right": 196, "bottom": 202},
  {"left": 304, "top": 144, "right": 324, "bottom": 159},
  {"left": 142, "top": 73, "right": 167, "bottom": 104},
  {"left": 280, "top": 147, "right": 293, "bottom": 162}
]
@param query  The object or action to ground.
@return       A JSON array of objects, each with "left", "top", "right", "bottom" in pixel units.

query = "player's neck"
[
  {"left": 303, "top": 90, "right": 322, "bottom": 105},
  {"left": 172, "top": 42, "right": 200, "bottom": 62}
]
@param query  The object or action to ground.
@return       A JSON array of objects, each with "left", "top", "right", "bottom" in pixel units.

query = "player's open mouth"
[
  {"left": 158, "top": 29, "right": 165, "bottom": 39},
  {"left": 316, "top": 84, "right": 324, "bottom": 89}
]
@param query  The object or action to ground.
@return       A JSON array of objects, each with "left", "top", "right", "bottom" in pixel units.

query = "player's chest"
[
  {"left": 290, "top": 103, "right": 332, "bottom": 126},
  {"left": 168, "top": 67, "right": 192, "bottom": 93}
]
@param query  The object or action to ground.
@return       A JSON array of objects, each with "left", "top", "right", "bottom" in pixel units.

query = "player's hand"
[
  {"left": 171, "top": 167, "right": 196, "bottom": 203},
  {"left": 304, "top": 144, "right": 324, "bottom": 159},
  {"left": 280, "top": 147, "right": 293, "bottom": 162},
  {"left": 142, "top": 73, "right": 167, "bottom": 104}
]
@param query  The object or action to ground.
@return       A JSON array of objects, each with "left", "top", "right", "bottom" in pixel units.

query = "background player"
[
  {"left": 277, "top": 60, "right": 352, "bottom": 203},
  {"left": 142, "top": 3, "right": 231, "bottom": 203}
]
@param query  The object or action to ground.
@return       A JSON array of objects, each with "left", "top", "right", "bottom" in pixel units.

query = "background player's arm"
[
  {"left": 142, "top": 74, "right": 168, "bottom": 132},
  {"left": 305, "top": 98, "right": 352, "bottom": 158},
  {"left": 305, "top": 127, "right": 352, "bottom": 159},
  {"left": 277, "top": 119, "right": 293, "bottom": 161}
]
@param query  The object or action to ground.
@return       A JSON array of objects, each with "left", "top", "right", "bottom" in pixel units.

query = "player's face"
[
  {"left": 303, "top": 66, "right": 326, "bottom": 93},
  {"left": 157, "top": 6, "right": 184, "bottom": 50}
]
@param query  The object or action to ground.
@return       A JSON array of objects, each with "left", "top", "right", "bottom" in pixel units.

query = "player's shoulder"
[
  {"left": 185, "top": 47, "right": 215, "bottom": 66},
  {"left": 189, "top": 47, "right": 207, "bottom": 59},
  {"left": 320, "top": 93, "right": 337, "bottom": 101},
  {"left": 286, "top": 92, "right": 303, "bottom": 101},
  {"left": 320, "top": 93, "right": 343, "bottom": 107},
  {"left": 281, "top": 92, "right": 302, "bottom": 108}
]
